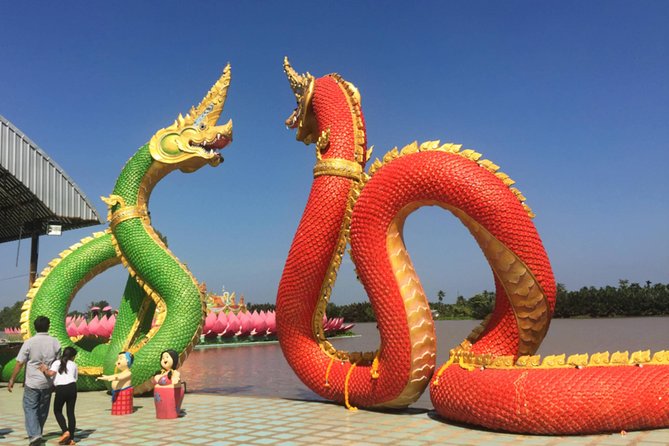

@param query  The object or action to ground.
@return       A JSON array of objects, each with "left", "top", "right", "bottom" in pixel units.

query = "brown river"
[{"left": 180, "top": 317, "right": 668, "bottom": 410}]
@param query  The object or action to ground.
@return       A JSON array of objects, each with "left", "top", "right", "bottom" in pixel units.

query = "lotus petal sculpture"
[
  {"left": 201, "top": 309, "right": 352, "bottom": 342},
  {"left": 5, "top": 305, "right": 353, "bottom": 345}
]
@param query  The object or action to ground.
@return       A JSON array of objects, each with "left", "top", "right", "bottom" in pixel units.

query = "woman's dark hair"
[
  {"left": 161, "top": 349, "right": 180, "bottom": 379},
  {"left": 58, "top": 346, "right": 77, "bottom": 375}
]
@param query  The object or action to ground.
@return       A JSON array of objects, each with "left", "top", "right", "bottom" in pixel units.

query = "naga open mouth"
[
  {"left": 285, "top": 108, "right": 300, "bottom": 129},
  {"left": 191, "top": 118, "right": 233, "bottom": 167},
  {"left": 200, "top": 132, "right": 232, "bottom": 150}
]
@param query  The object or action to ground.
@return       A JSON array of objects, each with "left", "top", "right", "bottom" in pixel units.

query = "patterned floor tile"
[{"left": 0, "top": 387, "right": 667, "bottom": 446}]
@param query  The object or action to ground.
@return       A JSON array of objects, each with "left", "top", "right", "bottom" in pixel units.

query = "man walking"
[{"left": 8, "top": 316, "right": 62, "bottom": 446}]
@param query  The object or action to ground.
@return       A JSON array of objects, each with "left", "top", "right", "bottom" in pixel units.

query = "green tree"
[
  {"left": 246, "top": 303, "right": 276, "bottom": 313},
  {"left": 88, "top": 300, "right": 110, "bottom": 313},
  {"left": 0, "top": 300, "right": 23, "bottom": 329},
  {"left": 325, "top": 302, "right": 341, "bottom": 318},
  {"left": 468, "top": 291, "right": 494, "bottom": 320},
  {"left": 338, "top": 302, "right": 376, "bottom": 322}
]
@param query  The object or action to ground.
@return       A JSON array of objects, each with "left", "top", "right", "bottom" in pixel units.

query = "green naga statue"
[{"left": 16, "top": 65, "right": 233, "bottom": 393}]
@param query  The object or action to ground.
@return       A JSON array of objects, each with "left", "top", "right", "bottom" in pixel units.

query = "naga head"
[
  {"left": 283, "top": 57, "right": 319, "bottom": 145},
  {"left": 149, "top": 64, "right": 233, "bottom": 173},
  {"left": 284, "top": 58, "right": 367, "bottom": 165}
]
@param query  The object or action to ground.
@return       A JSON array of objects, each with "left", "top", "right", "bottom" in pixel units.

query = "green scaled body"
[{"left": 17, "top": 146, "right": 206, "bottom": 392}]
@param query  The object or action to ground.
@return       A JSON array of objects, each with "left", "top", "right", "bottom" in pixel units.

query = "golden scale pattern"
[
  {"left": 449, "top": 344, "right": 669, "bottom": 370},
  {"left": 383, "top": 212, "right": 437, "bottom": 407},
  {"left": 366, "top": 140, "right": 535, "bottom": 219},
  {"left": 449, "top": 206, "right": 549, "bottom": 356}
]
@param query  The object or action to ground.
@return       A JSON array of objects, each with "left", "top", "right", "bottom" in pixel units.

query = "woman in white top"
[{"left": 42, "top": 346, "right": 78, "bottom": 445}]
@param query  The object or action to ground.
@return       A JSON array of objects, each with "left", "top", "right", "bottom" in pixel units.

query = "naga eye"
[{"left": 199, "top": 123, "right": 207, "bottom": 130}]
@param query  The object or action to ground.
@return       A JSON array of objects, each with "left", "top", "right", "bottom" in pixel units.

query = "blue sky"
[{"left": 0, "top": 1, "right": 667, "bottom": 311}]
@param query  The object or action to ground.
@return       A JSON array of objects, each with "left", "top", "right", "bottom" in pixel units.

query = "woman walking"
[{"left": 42, "top": 346, "right": 78, "bottom": 445}]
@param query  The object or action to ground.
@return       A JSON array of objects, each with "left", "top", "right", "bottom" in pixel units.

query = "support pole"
[{"left": 29, "top": 231, "right": 39, "bottom": 288}]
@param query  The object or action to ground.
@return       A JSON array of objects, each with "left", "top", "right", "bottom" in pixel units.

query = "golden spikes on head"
[
  {"left": 187, "top": 64, "right": 231, "bottom": 125},
  {"left": 284, "top": 57, "right": 318, "bottom": 144},
  {"left": 284, "top": 57, "right": 313, "bottom": 104},
  {"left": 149, "top": 65, "right": 233, "bottom": 170}
]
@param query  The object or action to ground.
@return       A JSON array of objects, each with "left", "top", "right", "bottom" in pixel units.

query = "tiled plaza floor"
[{"left": 1, "top": 386, "right": 667, "bottom": 446}]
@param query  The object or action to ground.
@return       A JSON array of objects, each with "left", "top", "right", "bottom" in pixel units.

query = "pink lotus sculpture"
[
  {"left": 5, "top": 308, "right": 354, "bottom": 344},
  {"left": 199, "top": 285, "right": 356, "bottom": 341},
  {"left": 2, "top": 327, "right": 23, "bottom": 342},
  {"left": 65, "top": 314, "right": 116, "bottom": 339},
  {"left": 202, "top": 310, "right": 353, "bottom": 341}
]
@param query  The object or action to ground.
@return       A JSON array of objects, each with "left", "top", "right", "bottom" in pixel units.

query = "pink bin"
[{"left": 153, "top": 384, "right": 185, "bottom": 419}]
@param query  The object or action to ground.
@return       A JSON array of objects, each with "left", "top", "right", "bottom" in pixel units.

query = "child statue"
[
  {"left": 97, "top": 351, "right": 134, "bottom": 415},
  {"left": 153, "top": 350, "right": 181, "bottom": 387},
  {"left": 152, "top": 349, "right": 185, "bottom": 418}
]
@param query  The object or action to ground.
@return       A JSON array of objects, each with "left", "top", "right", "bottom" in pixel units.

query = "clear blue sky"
[{"left": 1, "top": 1, "right": 667, "bottom": 311}]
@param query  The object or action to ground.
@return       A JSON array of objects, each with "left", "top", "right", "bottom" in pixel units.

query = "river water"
[{"left": 180, "top": 317, "right": 668, "bottom": 410}]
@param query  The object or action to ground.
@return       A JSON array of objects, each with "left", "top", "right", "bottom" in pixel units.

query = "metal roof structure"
[{"left": 0, "top": 114, "right": 103, "bottom": 243}]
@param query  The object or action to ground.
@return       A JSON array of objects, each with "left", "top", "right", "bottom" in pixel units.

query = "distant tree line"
[
  {"left": 1, "top": 281, "right": 667, "bottom": 328},
  {"left": 326, "top": 302, "right": 377, "bottom": 322},
  {"left": 246, "top": 303, "right": 276, "bottom": 313},
  {"left": 429, "top": 290, "right": 495, "bottom": 320},
  {"left": 553, "top": 280, "right": 669, "bottom": 318},
  {"left": 249, "top": 280, "right": 669, "bottom": 322}
]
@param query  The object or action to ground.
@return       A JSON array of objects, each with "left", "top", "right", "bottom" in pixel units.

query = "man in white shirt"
[{"left": 8, "top": 316, "right": 62, "bottom": 446}]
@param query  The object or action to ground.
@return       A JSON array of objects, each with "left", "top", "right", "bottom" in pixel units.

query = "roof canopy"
[{"left": 0, "top": 115, "right": 103, "bottom": 243}]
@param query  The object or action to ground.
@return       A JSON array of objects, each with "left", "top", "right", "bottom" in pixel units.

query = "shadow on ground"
[{"left": 44, "top": 428, "right": 97, "bottom": 442}]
